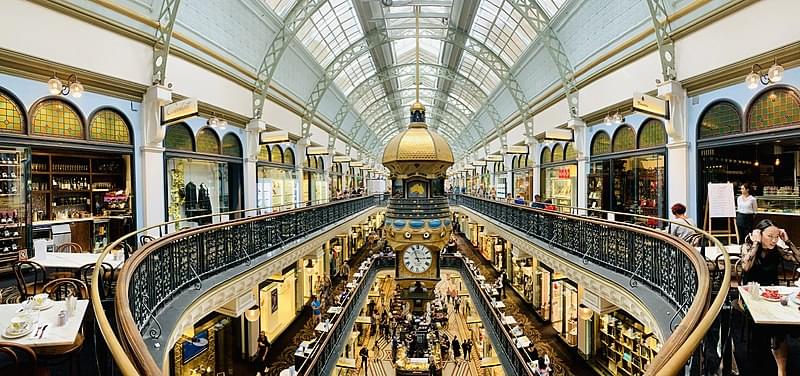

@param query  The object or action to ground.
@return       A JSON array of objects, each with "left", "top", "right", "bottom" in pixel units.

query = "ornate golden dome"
[{"left": 382, "top": 103, "right": 454, "bottom": 177}]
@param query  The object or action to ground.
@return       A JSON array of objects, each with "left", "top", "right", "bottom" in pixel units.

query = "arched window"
[
  {"left": 698, "top": 101, "right": 742, "bottom": 139},
  {"left": 284, "top": 148, "right": 294, "bottom": 165},
  {"left": 164, "top": 123, "right": 194, "bottom": 151},
  {"left": 89, "top": 109, "right": 131, "bottom": 144},
  {"left": 30, "top": 99, "right": 84, "bottom": 139},
  {"left": 512, "top": 156, "right": 519, "bottom": 169},
  {"left": 552, "top": 144, "right": 564, "bottom": 162},
  {"left": 271, "top": 145, "right": 284, "bottom": 163},
  {"left": 0, "top": 90, "right": 25, "bottom": 134},
  {"left": 525, "top": 153, "right": 532, "bottom": 167},
  {"left": 612, "top": 126, "right": 635, "bottom": 152},
  {"left": 638, "top": 119, "right": 667, "bottom": 148},
  {"left": 591, "top": 131, "right": 611, "bottom": 155},
  {"left": 258, "top": 145, "right": 271, "bottom": 161},
  {"left": 196, "top": 128, "right": 221, "bottom": 154},
  {"left": 541, "top": 146, "right": 551, "bottom": 164},
  {"left": 747, "top": 87, "right": 800, "bottom": 131},
  {"left": 564, "top": 143, "right": 577, "bottom": 160},
  {"left": 222, "top": 133, "right": 243, "bottom": 157},
  {"left": 317, "top": 156, "right": 325, "bottom": 170}
]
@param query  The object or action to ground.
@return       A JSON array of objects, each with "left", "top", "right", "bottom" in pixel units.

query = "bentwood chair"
[
  {"left": 13, "top": 261, "right": 48, "bottom": 301},
  {"left": 77, "top": 262, "right": 115, "bottom": 300},
  {"left": 38, "top": 279, "right": 87, "bottom": 376},
  {"left": 55, "top": 243, "right": 82, "bottom": 253},
  {"left": 139, "top": 235, "right": 156, "bottom": 246},
  {"left": 0, "top": 342, "right": 51, "bottom": 376}
]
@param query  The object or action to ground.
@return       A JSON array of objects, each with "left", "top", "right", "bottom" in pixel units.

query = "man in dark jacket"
[{"left": 360, "top": 347, "right": 369, "bottom": 375}]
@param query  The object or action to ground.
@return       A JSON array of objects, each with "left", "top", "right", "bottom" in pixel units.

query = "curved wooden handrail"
[
  {"left": 451, "top": 194, "right": 730, "bottom": 375},
  {"left": 91, "top": 195, "right": 381, "bottom": 376}
]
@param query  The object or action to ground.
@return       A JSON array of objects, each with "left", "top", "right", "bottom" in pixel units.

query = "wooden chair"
[
  {"left": 139, "top": 235, "right": 156, "bottom": 246},
  {"left": 13, "top": 261, "right": 48, "bottom": 301},
  {"left": 55, "top": 243, "right": 82, "bottom": 253},
  {"left": 0, "top": 342, "right": 51, "bottom": 376},
  {"left": 77, "top": 263, "right": 115, "bottom": 300},
  {"left": 120, "top": 242, "right": 135, "bottom": 260},
  {"left": 37, "top": 279, "right": 87, "bottom": 375}
]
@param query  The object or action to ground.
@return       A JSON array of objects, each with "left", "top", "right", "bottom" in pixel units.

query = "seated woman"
[{"left": 741, "top": 219, "right": 800, "bottom": 376}]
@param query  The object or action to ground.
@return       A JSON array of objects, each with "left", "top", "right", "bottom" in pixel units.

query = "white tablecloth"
[
  {"left": 30, "top": 252, "right": 124, "bottom": 269},
  {"left": 0, "top": 300, "right": 88, "bottom": 347}
]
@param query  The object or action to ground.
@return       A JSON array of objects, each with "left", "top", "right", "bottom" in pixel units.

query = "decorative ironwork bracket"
[
  {"left": 581, "top": 247, "right": 592, "bottom": 265},
  {"left": 645, "top": 0, "right": 677, "bottom": 81},
  {"left": 630, "top": 260, "right": 642, "bottom": 288},
  {"left": 151, "top": 0, "right": 181, "bottom": 85},
  {"left": 669, "top": 290, "right": 692, "bottom": 331},
  {"left": 548, "top": 233, "right": 557, "bottom": 250},
  {"left": 188, "top": 265, "right": 202, "bottom": 290}
]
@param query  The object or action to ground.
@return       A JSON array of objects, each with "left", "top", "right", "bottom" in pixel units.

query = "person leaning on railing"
[{"left": 740, "top": 219, "right": 800, "bottom": 376}]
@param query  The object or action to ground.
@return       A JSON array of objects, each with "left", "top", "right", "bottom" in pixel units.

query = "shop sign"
[
  {"left": 259, "top": 130, "right": 290, "bottom": 144},
  {"left": 558, "top": 167, "right": 571, "bottom": 179},
  {"left": 633, "top": 92, "right": 669, "bottom": 119},
  {"left": 161, "top": 97, "right": 198, "bottom": 125},
  {"left": 306, "top": 146, "right": 329, "bottom": 155},
  {"left": 485, "top": 154, "right": 503, "bottom": 162},
  {"left": 507, "top": 145, "right": 528, "bottom": 154}
]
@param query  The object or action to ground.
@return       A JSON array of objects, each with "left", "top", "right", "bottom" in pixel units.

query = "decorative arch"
[
  {"left": 258, "top": 145, "right": 271, "bottom": 162},
  {"left": 284, "top": 148, "right": 295, "bottom": 165},
  {"left": 525, "top": 153, "right": 532, "bottom": 167},
  {"left": 222, "top": 133, "right": 243, "bottom": 157},
  {"left": 746, "top": 86, "right": 800, "bottom": 131},
  {"left": 316, "top": 156, "right": 325, "bottom": 170},
  {"left": 564, "top": 143, "right": 577, "bottom": 160},
  {"left": 512, "top": 155, "right": 519, "bottom": 169},
  {"left": 638, "top": 119, "right": 667, "bottom": 148},
  {"left": 30, "top": 98, "right": 85, "bottom": 140},
  {"left": 591, "top": 131, "right": 611, "bottom": 156},
  {"left": 164, "top": 123, "right": 194, "bottom": 151},
  {"left": 88, "top": 108, "right": 132, "bottom": 145},
  {"left": 698, "top": 100, "right": 742, "bottom": 139},
  {"left": 541, "top": 146, "right": 551, "bottom": 164},
  {"left": 196, "top": 127, "right": 221, "bottom": 154},
  {"left": 0, "top": 88, "right": 26, "bottom": 134},
  {"left": 552, "top": 144, "right": 564, "bottom": 162},
  {"left": 271, "top": 145, "right": 284, "bottom": 163},
  {"left": 612, "top": 125, "right": 636, "bottom": 152}
]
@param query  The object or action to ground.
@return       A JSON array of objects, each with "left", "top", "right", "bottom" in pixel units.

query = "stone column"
[
  {"left": 569, "top": 118, "right": 588, "bottom": 209},
  {"left": 139, "top": 85, "right": 171, "bottom": 230},
  {"left": 295, "top": 137, "right": 308, "bottom": 206},
  {"left": 504, "top": 153, "right": 514, "bottom": 198},
  {"left": 528, "top": 139, "right": 541, "bottom": 197},
  {"left": 659, "top": 81, "right": 691, "bottom": 217},
  {"left": 322, "top": 148, "right": 333, "bottom": 201},
  {"left": 244, "top": 120, "right": 266, "bottom": 214}
]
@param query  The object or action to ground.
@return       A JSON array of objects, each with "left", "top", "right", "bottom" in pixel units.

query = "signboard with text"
[{"left": 161, "top": 98, "right": 199, "bottom": 125}]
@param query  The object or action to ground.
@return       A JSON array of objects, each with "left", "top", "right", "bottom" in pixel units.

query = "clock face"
[{"left": 403, "top": 244, "right": 432, "bottom": 273}]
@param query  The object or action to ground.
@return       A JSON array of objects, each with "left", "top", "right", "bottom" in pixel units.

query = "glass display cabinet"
[{"left": 0, "top": 147, "right": 30, "bottom": 273}]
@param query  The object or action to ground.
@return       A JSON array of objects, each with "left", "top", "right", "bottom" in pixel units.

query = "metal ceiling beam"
[
  {"left": 368, "top": 103, "right": 470, "bottom": 138},
  {"left": 645, "top": 0, "right": 677, "bottom": 81},
  {"left": 151, "top": 0, "right": 181, "bottom": 85},
  {"left": 359, "top": 87, "right": 474, "bottom": 126}
]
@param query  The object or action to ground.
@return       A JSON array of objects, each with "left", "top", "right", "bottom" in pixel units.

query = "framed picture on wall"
[{"left": 271, "top": 289, "right": 278, "bottom": 313}]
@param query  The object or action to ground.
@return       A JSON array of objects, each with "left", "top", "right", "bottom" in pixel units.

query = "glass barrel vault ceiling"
[{"left": 262, "top": 0, "right": 569, "bottom": 154}]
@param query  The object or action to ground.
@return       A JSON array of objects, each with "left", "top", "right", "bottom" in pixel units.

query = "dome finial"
[{"left": 410, "top": 101, "right": 426, "bottom": 124}]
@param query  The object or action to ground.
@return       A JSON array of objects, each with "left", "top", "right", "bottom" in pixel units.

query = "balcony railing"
[
  {"left": 449, "top": 194, "right": 731, "bottom": 375},
  {"left": 92, "top": 195, "right": 386, "bottom": 376}
]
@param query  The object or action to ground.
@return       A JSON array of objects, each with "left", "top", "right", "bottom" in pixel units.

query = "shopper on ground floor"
[
  {"left": 310, "top": 295, "right": 322, "bottom": 324},
  {"left": 359, "top": 347, "right": 369, "bottom": 375}
]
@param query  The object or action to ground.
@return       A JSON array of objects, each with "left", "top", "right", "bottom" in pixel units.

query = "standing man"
[
  {"left": 463, "top": 339, "right": 471, "bottom": 361},
  {"left": 359, "top": 347, "right": 369, "bottom": 375},
  {"left": 391, "top": 335, "right": 399, "bottom": 363},
  {"left": 310, "top": 295, "right": 322, "bottom": 324}
]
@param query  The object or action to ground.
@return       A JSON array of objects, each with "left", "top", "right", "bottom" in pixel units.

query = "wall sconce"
[
  {"left": 47, "top": 73, "right": 84, "bottom": 98},
  {"left": 305, "top": 259, "right": 314, "bottom": 268},
  {"left": 245, "top": 305, "right": 260, "bottom": 322},
  {"left": 745, "top": 59, "right": 784, "bottom": 89},
  {"left": 578, "top": 304, "right": 594, "bottom": 320},
  {"left": 207, "top": 114, "right": 228, "bottom": 130},
  {"left": 603, "top": 112, "right": 623, "bottom": 126}
]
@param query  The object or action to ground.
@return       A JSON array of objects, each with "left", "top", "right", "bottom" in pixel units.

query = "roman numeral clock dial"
[{"left": 403, "top": 244, "right": 432, "bottom": 273}]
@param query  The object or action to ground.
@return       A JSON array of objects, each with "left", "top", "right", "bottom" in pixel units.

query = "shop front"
[
  {"left": 540, "top": 143, "right": 578, "bottom": 211},
  {"left": 511, "top": 153, "right": 533, "bottom": 201},
  {"left": 0, "top": 88, "right": 136, "bottom": 272},
  {"left": 534, "top": 263, "right": 553, "bottom": 321},
  {"left": 330, "top": 161, "right": 344, "bottom": 197},
  {"left": 510, "top": 249, "right": 535, "bottom": 303},
  {"left": 302, "top": 155, "right": 327, "bottom": 204},
  {"left": 491, "top": 161, "right": 506, "bottom": 199},
  {"left": 696, "top": 86, "right": 800, "bottom": 238},
  {"left": 258, "top": 265, "right": 299, "bottom": 342},
  {"left": 478, "top": 233, "right": 505, "bottom": 271},
  {"left": 164, "top": 123, "right": 243, "bottom": 226},
  {"left": 172, "top": 313, "right": 235, "bottom": 376},
  {"left": 588, "top": 119, "right": 668, "bottom": 226},
  {"left": 596, "top": 309, "right": 660, "bottom": 375},
  {"left": 256, "top": 144, "right": 296, "bottom": 212},
  {"left": 551, "top": 278, "right": 579, "bottom": 347}
]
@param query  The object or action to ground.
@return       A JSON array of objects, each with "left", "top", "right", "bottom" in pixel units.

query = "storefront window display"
[
  {"left": 597, "top": 310, "right": 660, "bottom": 375},
  {"left": 511, "top": 153, "right": 532, "bottom": 201},
  {"left": 256, "top": 145, "right": 297, "bottom": 212},
  {"left": 588, "top": 120, "right": 667, "bottom": 226},
  {"left": 330, "top": 162, "right": 344, "bottom": 197},
  {"left": 534, "top": 263, "right": 553, "bottom": 320},
  {"left": 510, "top": 252, "right": 534, "bottom": 303},
  {"left": 171, "top": 314, "right": 235, "bottom": 376},
  {"left": 492, "top": 161, "right": 506, "bottom": 199},
  {"left": 551, "top": 278, "right": 578, "bottom": 347},
  {"left": 540, "top": 143, "right": 578, "bottom": 211},
  {"left": 259, "top": 267, "right": 298, "bottom": 341}
]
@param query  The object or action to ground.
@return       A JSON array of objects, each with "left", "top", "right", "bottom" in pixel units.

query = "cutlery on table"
[
  {"left": 33, "top": 325, "right": 42, "bottom": 337},
  {"left": 39, "top": 324, "right": 48, "bottom": 339}
]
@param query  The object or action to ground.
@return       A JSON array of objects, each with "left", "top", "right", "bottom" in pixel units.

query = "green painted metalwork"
[{"left": 698, "top": 101, "right": 742, "bottom": 139}]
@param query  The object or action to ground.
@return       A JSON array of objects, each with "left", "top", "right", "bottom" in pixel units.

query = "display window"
[
  {"left": 510, "top": 254, "right": 534, "bottom": 303},
  {"left": 256, "top": 144, "right": 297, "bottom": 212},
  {"left": 540, "top": 143, "right": 578, "bottom": 211},
  {"left": 534, "top": 263, "right": 552, "bottom": 320},
  {"left": 171, "top": 314, "right": 234, "bottom": 376},
  {"left": 597, "top": 310, "right": 660, "bottom": 375},
  {"left": 511, "top": 153, "right": 532, "bottom": 202},
  {"left": 258, "top": 267, "right": 298, "bottom": 340},
  {"left": 551, "top": 279, "right": 578, "bottom": 347},
  {"left": 492, "top": 161, "right": 506, "bottom": 200}
]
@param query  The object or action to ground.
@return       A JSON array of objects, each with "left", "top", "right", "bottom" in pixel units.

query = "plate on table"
[
  {"left": 25, "top": 299, "right": 54, "bottom": 311},
  {"left": 3, "top": 321, "right": 35, "bottom": 339},
  {"left": 793, "top": 291, "right": 800, "bottom": 305},
  {"left": 760, "top": 288, "right": 782, "bottom": 302}
]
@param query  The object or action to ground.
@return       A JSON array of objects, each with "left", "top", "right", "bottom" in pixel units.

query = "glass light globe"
[
  {"left": 69, "top": 81, "right": 84, "bottom": 98},
  {"left": 603, "top": 115, "right": 612, "bottom": 126},
  {"left": 745, "top": 72, "right": 759, "bottom": 89},
  {"left": 48, "top": 77, "right": 62, "bottom": 95},
  {"left": 768, "top": 63, "right": 784, "bottom": 82},
  {"left": 218, "top": 119, "right": 228, "bottom": 130},
  {"left": 208, "top": 117, "right": 219, "bottom": 128}
]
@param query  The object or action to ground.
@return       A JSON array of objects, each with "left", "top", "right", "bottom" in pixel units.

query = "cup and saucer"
[
  {"left": 25, "top": 294, "right": 54, "bottom": 311},
  {"left": 3, "top": 315, "right": 35, "bottom": 338}
]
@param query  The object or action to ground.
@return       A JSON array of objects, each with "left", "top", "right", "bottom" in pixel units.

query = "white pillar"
[
  {"left": 504, "top": 154, "right": 514, "bottom": 197},
  {"left": 569, "top": 118, "right": 588, "bottom": 209},
  {"left": 659, "top": 81, "right": 691, "bottom": 217},
  {"left": 528, "top": 139, "right": 541, "bottom": 197},
  {"left": 322, "top": 149, "right": 333, "bottom": 202},
  {"left": 244, "top": 119, "right": 266, "bottom": 213},
  {"left": 295, "top": 138, "right": 308, "bottom": 206},
  {"left": 139, "top": 85, "right": 171, "bottom": 229}
]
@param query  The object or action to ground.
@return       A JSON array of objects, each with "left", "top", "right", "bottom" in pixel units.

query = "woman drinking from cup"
[{"left": 741, "top": 219, "right": 800, "bottom": 376}]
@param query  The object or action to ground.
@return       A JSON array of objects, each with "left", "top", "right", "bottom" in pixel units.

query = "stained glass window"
[
  {"left": 164, "top": 123, "right": 194, "bottom": 151},
  {"left": 222, "top": 133, "right": 242, "bottom": 157},
  {"left": 638, "top": 119, "right": 667, "bottom": 148},
  {"left": 89, "top": 109, "right": 131, "bottom": 144},
  {"left": 552, "top": 144, "right": 564, "bottom": 161},
  {"left": 196, "top": 128, "right": 220, "bottom": 154},
  {"left": 565, "top": 143, "right": 577, "bottom": 160},
  {"left": 259, "top": 145, "right": 271, "bottom": 162},
  {"left": 31, "top": 99, "right": 84, "bottom": 139},
  {"left": 541, "top": 147, "right": 551, "bottom": 164},
  {"left": 272, "top": 145, "right": 284, "bottom": 163},
  {"left": 0, "top": 92, "right": 24, "bottom": 134},
  {"left": 699, "top": 101, "right": 741, "bottom": 139},
  {"left": 612, "top": 126, "right": 635, "bottom": 152},
  {"left": 284, "top": 148, "right": 295, "bottom": 165},
  {"left": 591, "top": 132, "right": 611, "bottom": 155},
  {"left": 747, "top": 88, "right": 800, "bottom": 131}
]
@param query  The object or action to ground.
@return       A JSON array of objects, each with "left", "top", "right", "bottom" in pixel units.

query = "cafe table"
[
  {"left": 30, "top": 251, "right": 125, "bottom": 270},
  {"left": 696, "top": 244, "right": 741, "bottom": 261},
  {"left": 314, "top": 322, "right": 332, "bottom": 333},
  {"left": 502, "top": 315, "right": 518, "bottom": 325},
  {"left": 0, "top": 300, "right": 89, "bottom": 347},
  {"left": 515, "top": 335, "right": 531, "bottom": 349},
  {"left": 737, "top": 285, "right": 800, "bottom": 325},
  {"left": 353, "top": 272, "right": 363, "bottom": 279},
  {"left": 327, "top": 306, "right": 343, "bottom": 315},
  {"left": 491, "top": 301, "right": 506, "bottom": 309}
]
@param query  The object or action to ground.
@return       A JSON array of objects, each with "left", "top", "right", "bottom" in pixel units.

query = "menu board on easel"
[{"left": 707, "top": 183, "right": 736, "bottom": 218}]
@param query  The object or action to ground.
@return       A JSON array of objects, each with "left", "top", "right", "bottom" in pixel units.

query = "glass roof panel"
[
  {"left": 352, "top": 86, "right": 387, "bottom": 112},
  {"left": 333, "top": 53, "right": 377, "bottom": 95},
  {"left": 393, "top": 39, "right": 442, "bottom": 65},
  {"left": 458, "top": 52, "right": 501, "bottom": 91},
  {"left": 263, "top": 0, "right": 297, "bottom": 17},
  {"left": 536, "top": 0, "right": 567, "bottom": 17},
  {"left": 470, "top": 0, "right": 536, "bottom": 66},
  {"left": 296, "top": 0, "right": 364, "bottom": 67}
]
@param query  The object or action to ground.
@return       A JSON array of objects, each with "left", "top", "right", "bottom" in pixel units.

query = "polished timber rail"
[
  {"left": 92, "top": 195, "right": 385, "bottom": 376},
  {"left": 298, "top": 255, "right": 536, "bottom": 376},
  {"left": 450, "top": 194, "right": 729, "bottom": 375}
]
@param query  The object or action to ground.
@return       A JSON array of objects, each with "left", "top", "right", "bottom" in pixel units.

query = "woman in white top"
[{"left": 736, "top": 183, "right": 758, "bottom": 244}]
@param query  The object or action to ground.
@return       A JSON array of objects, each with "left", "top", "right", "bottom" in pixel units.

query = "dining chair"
[
  {"left": 0, "top": 342, "right": 51, "bottom": 376},
  {"left": 77, "top": 262, "right": 115, "bottom": 300},
  {"left": 37, "top": 278, "right": 87, "bottom": 376},
  {"left": 55, "top": 243, "right": 82, "bottom": 253},
  {"left": 13, "top": 261, "right": 48, "bottom": 301},
  {"left": 120, "top": 242, "right": 134, "bottom": 260},
  {"left": 139, "top": 234, "right": 156, "bottom": 246}
]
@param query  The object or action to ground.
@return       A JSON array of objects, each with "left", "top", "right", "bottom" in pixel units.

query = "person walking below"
[
  {"left": 452, "top": 336, "right": 461, "bottom": 360},
  {"left": 360, "top": 347, "right": 369, "bottom": 375},
  {"left": 256, "top": 331, "right": 270, "bottom": 372},
  {"left": 461, "top": 339, "right": 470, "bottom": 361},
  {"left": 310, "top": 295, "right": 322, "bottom": 324},
  {"left": 736, "top": 183, "right": 758, "bottom": 244}
]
